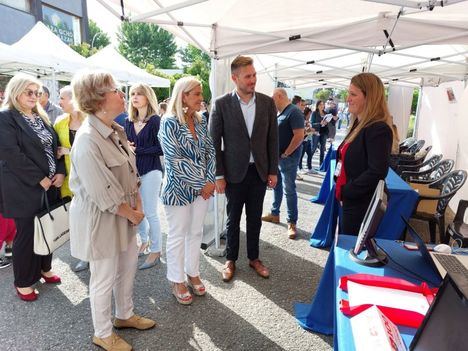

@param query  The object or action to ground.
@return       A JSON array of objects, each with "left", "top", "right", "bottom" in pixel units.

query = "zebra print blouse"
[
  {"left": 158, "top": 114, "right": 216, "bottom": 206},
  {"left": 22, "top": 113, "right": 56, "bottom": 177}
]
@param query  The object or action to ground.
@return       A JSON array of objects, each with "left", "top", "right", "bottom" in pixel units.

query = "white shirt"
[{"left": 236, "top": 91, "right": 256, "bottom": 163}]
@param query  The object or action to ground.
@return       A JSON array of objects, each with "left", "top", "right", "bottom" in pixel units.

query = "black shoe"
[
  {"left": 0, "top": 257, "right": 11, "bottom": 269},
  {"left": 5, "top": 246, "right": 12, "bottom": 258}
]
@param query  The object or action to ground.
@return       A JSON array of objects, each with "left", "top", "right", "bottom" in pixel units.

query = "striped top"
[
  {"left": 158, "top": 114, "right": 215, "bottom": 206},
  {"left": 22, "top": 113, "right": 56, "bottom": 177}
]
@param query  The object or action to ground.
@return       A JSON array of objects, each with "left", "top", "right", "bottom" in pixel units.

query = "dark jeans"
[
  {"left": 225, "top": 165, "right": 267, "bottom": 261},
  {"left": 272, "top": 148, "right": 301, "bottom": 224},
  {"left": 13, "top": 217, "right": 52, "bottom": 287},
  {"left": 318, "top": 133, "right": 328, "bottom": 165},
  {"left": 298, "top": 140, "right": 312, "bottom": 170}
]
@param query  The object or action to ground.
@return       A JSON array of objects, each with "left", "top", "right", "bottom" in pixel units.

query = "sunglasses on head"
[{"left": 24, "top": 89, "right": 42, "bottom": 98}]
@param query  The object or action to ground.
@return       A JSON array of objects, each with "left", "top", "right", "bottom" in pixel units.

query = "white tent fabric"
[
  {"left": 453, "top": 85, "right": 468, "bottom": 209},
  {"left": 388, "top": 83, "right": 414, "bottom": 138},
  {"left": 10, "top": 22, "right": 89, "bottom": 78},
  {"left": 86, "top": 45, "right": 170, "bottom": 87}
]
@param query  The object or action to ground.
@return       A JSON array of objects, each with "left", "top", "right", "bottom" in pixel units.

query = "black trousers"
[
  {"left": 225, "top": 165, "right": 267, "bottom": 261},
  {"left": 341, "top": 199, "right": 372, "bottom": 236},
  {"left": 13, "top": 217, "right": 52, "bottom": 287},
  {"left": 319, "top": 133, "right": 328, "bottom": 165}
]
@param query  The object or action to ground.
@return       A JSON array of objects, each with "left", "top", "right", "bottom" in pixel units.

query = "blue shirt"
[
  {"left": 277, "top": 104, "right": 305, "bottom": 155},
  {"left": 124, "top": 115, "right": 163, "bottom": 176},
  {"left": 158, "top": 114, "right": 216, "bottom": 206},
  {"left": 114, "top": 112, "right": 127, "bottom": 127}
]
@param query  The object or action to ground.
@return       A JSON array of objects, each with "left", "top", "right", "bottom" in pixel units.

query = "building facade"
[{"left": 0, "top": 0, "right": 89, "bottom": 45}]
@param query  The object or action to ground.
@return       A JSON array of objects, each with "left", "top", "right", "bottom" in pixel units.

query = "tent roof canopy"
[{"left": 98, "top": 0, "right": 468, "bottom": 86}]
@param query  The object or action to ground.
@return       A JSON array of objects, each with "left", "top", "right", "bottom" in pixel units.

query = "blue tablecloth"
[
  {"left": 310, "top": 169, "right": 418, "bottom": 248},
  {"left": 319, "top": 145, "right": 336, "bottom": 172},
  {"left": 311, "top": 159, "right": 336, "bottom": 204},
  {"left": 295, "top": 235, "right": 442, "bottom": 350}
]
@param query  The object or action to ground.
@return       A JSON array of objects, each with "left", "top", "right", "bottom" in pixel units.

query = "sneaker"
[
  {"left": 0, "top": 257, "right": 11, "bottom": 269},
  {"left": 296, "top": 174, "right": 303, "bottom": 180},
  {"left": 307, "top": 169, "right": 318, "bottom": 175},
  {"left": 298, "top": 170, "right": 307, "bottom": 175},
  {"left": 261, "top": 213, "right": 280, "bottom": 224}
]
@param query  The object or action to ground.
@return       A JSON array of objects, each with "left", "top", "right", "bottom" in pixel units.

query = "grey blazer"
[{"left": 209, "top": 91, "right": 278, "bottom": 184}]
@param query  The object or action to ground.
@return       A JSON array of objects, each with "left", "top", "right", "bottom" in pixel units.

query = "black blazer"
[
  {"left": 209, "top": 91, "right": 278, "bottom": 183},
  {"left": 339, "top": 121, "right": 392, "bottom": 203},
  {"left": 0, "top": 108, "right": 65, "bottom": 218}
]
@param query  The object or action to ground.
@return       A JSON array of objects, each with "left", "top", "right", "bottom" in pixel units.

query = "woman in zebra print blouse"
[{"left": 158, "top": 76, "right": 216, "bottom": 305}]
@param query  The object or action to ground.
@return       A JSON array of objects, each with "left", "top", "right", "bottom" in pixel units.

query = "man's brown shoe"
[
  {"left": 249, "top": 259, "right": 270, "bottom": 279},
  {"left": 92, "top": 332, "right": 132, "bottom": 351},
  {"left": 222, "top": 260, "right": 235, "bottom": 282},
  {"left": 114, "top": 314, "right": 156, "bottom": 330},
  {"left": 288, "top": 223, "right": 297, "bottom": 239},
  {"left": 261, "top": 213, "right": 280, "bottom": 224}
]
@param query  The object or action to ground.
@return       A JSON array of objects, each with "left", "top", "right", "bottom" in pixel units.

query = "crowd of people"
[{"left": 0, "top": 54, "right": 393, "bottom": 350}]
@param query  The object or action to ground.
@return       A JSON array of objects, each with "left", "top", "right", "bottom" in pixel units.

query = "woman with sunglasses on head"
[
  {"left": 69, "top": 70, "right": 155, "bottom": 351},
  {"left": 0, "top": 73, "right": 65, "bottom": 301},
  {"left": 125, "top": 83, "right": 163, "bottom": 270}
]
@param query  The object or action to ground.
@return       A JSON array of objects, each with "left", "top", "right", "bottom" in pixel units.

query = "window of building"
[
  {"left": 0, "top": 0, "right": 30, "bottom": 12},
  {"left": 42, "top": 5, "right": 81, "bottom": 45}
]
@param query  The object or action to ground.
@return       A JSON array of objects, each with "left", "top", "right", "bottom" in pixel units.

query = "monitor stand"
[{"left": 349, "top": 238, "right": 388, "bottom": 267}]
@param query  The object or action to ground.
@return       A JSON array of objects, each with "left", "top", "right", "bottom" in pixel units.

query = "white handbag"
[{"left": 33, "top": 193, "right": 71, "bottom": 256}]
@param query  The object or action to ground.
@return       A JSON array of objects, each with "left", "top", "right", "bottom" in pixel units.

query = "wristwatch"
[{"left": 281, "top": 152, "right": 289, "bottom": 159}]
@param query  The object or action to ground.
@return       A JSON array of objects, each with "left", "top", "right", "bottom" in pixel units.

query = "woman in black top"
[
  {"left": 0, "top": 73, "right": 65, "bottom": 301},
  {"left": 310, "top": 100, "right": 329, "bottom": 165},
  {"left": 124, "top": 83, "right": 163, "bottom": 270},
  {"left": 335, "top": 73, "right": 393, "bottom": 235}
]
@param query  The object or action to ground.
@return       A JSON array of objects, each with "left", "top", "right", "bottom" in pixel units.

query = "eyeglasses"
[
  {"left": 104, "top": 87, "right": 123, "bottom": 95},
  {"left": 23, "top": 89, "right": 42, "bottom": 98}
]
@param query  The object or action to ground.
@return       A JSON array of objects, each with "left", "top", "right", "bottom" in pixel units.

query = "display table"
[
  {"left": 295, "top": 235, "right": 442, "bottom": 350},
  {"left": 310, "top": 168, "right": 418, "bottom": 248}
]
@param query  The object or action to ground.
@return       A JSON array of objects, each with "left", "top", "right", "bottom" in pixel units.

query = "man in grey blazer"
[{"left": 210, "top": 55, "right": 278, "bottom": 282}]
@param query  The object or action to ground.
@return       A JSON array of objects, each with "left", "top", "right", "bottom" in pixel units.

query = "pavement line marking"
[{"left": 52, "top": 257, "right": 88, "bottom": 306}]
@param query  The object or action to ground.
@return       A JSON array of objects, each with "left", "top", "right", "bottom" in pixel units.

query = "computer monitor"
[
  {"left": 349, "top": 180, "right": 388, "bottom": 267},
  {"left": 410, "top": 272, "right": 468, "bottom": 351}
]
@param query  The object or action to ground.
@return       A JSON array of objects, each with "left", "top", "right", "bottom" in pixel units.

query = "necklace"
[{"left": 137, "top": 119, "right": 145, "bottom": 127}]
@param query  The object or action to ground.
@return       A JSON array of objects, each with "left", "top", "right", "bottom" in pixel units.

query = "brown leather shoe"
[
  {"left": 114, "top": 314, "right": 156, "bottom": 330},
  {"left": 261, "top": 213, "right": 280, "bottom": 224},
  {"left": 249, "top": 259, "right": 270, "bottom": 279},
  {"left": 288, "top": 223, "right": 297, "bottom": 239},
  {"left": 92, "top": 332, "right": 132, "bottom": 351},
  {"left": 222, "top": 260, "right": 236, "bottom": 282}
]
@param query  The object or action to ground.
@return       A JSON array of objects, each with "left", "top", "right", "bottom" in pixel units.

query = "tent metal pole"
[
  {"left": 95, "top": 0, "right": 122, "bottom": 19},
  {"left": 388, "top": 49, "right": 468, "bottom": 68},
  {"left": 131, "top": 0, "right": 208, "bottom": 22},
  {"left": 143, "top": 18, "right": 212, "bottom": 28},
  {"left": 150, "top": 0, "right": 208, "bottom": 52}
]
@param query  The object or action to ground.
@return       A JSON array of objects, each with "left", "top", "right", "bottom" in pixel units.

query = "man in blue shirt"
[{"left": 262, "top": 88, "right": 304, "bottom": 239}]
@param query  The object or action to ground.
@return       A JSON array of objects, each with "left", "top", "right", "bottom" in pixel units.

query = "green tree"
[
  {"left": 70, "top": 42, "right": 98, "bottom": 58},
  {"left": 336, "top": 89, "right": 348, "bottom": 102},
  {"left": 314, "top": 88, "right": 333, "bottom": 101},
  {"left": 88, "top": 19, "right": 111, "bottom": 49},
  {"left": 179, "top": 45, "right": 212, "bottom": 102},
  {"left": 118, "top": 22, "right": 177, "bottom": 69},
  {"left": 145, "top": 64, "right": 188, "bottom": 102},
  {"left": 411, "top": 88, "right": 420, "bottom": 114}
]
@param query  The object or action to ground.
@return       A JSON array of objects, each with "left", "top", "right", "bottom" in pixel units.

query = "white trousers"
[
  {"left": 89, "top": 234, "right": 138, "bottom": 338},
  {"left": 164, "top": 196, "right": 210, "bottom": 283}
]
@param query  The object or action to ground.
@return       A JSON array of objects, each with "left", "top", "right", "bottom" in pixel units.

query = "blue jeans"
[
  {"left": 310, "top": 134, "right": 320, "bottom": 160},
  {"left": 271, "top": 147, "right": 301, "bottom": 224},
  {"left": 298, "top": 140, "right": 312, "bottom": 170},
  {"left": 138, "top": 170, "right": 163, "bottom": 253}
]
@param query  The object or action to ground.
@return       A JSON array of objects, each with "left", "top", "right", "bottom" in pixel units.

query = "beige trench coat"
[{"left": 69, "top": 115, "right": 139, "bottom": 261}]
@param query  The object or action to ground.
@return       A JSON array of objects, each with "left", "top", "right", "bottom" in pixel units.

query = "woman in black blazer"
[
  {"left": 335, "top": 73, "right": 393, "bottom": 235},
  {"left": 0, "top": 73, "right": 65, "bottom": 301}
]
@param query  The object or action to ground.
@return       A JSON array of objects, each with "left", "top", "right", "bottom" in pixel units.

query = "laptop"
[
  {"left": 402, "top": 217, "right": 468, "bottom": 280},
  {"left": 409, "top": 272, "right": 468, "bottom": 351}
]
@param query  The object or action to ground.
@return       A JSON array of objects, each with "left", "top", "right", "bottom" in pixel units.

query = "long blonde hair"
[
  {"left": 167, "top": 76, "right": 202, "bottom": 124},
  {"left": 2, "top": 73, "right": 50, "bottom": 124},
  {"left": 128, "top": 83, "right": 159, "bottom": 122},
  {"left": 59, "top": 85, "right": 86, "bottom": 122},
  {"left": 346, "top": 73, "right": 393, "bottom": 143}
]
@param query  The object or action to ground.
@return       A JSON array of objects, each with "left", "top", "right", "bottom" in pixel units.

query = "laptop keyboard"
[{"left": 433, "top": 254, "right": 468, "bottom": 276}]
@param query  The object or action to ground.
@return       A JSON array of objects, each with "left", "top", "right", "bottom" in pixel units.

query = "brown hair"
[
  {"left": 231, "top": 56, "right": 254, "bottom": 74},
  {"left": 345, "top": 73, "right": 393, "bottom": 143}
]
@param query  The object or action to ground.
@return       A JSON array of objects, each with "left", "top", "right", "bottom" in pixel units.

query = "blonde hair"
[
  {"left": 167, "top": 76, "right": 202, "bottom": 124},
  {"left": 59, "top": 85, "right": 86, "bottom": 122},
  {"left": 346, "top": 73, "right": 393, "bottom": 143},
  {"left": 71, "top": 69, "right": 115, "bottom": 115},
  {"left": 128, "top": 83, "right": 159, "bottom": 123},
  {"left": 2, "top": 73, "right": 49, "bottom": 124}
]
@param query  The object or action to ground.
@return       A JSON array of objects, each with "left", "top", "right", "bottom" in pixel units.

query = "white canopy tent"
[
  {"left": 96, "top": 0, "right": 468, "bottom": 218},
  {"left": 86, "top": 45, "right": 170, "bottom": 87}
]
